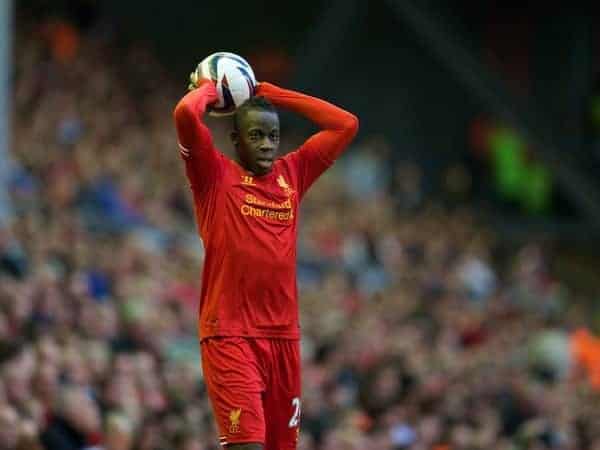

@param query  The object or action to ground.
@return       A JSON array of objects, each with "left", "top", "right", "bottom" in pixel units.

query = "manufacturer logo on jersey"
[
  {"left": 229, "top": 408, "right": 242, "bottom": 433},
  {"left": 241, "top": 175, "right": 255, "bottom": 186}
]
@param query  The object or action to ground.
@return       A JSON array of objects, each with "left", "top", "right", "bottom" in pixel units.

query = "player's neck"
[{"left": 233, "top": 157, "right": 253, "bottom": 175}]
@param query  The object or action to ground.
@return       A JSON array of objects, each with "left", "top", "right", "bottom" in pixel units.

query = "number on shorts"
[{"left": 288, "top": 397, "right": 301, "bottom": 428}]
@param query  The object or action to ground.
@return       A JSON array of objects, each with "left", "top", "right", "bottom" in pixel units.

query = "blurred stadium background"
[{"left": 1, "top": 1, "right": 600, "bottom": 449}]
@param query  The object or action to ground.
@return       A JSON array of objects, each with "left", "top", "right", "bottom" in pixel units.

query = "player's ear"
[{"left": 230, "top": 130, "right": 239, "bottom": 148}]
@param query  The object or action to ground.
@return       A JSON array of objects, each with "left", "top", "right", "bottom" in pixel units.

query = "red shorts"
[{"left": 201, "top": 337, "right": 301, "bottom": 449}]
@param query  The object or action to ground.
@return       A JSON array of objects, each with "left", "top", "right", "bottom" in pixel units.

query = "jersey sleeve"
[
  {"left": 173, "top": 82, "right": 224, "bottom": 196},
  {"left": 257, "top": 82, "right": 359, "bottom": 197}
]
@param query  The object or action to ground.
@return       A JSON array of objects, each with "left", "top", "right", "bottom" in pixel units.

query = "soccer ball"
[{"left": 196, "top": 52, "right": 257, "bottom": 117}]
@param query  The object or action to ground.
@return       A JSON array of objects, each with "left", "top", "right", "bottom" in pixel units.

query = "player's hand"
[
  {"left": 254, "top": 81, "right": 267, "bottom": 95},
  {"left": 188, "top": 69, "right": 208, "bottom": 91},
  {"left": 188, "top": 66, "right": 216, "bottom": 91},
  {"left": 188, "top": 70, "right": 219, "bottom": 105},
  {"left": 254, "top": 81, "right": 276, "bottom": 98}
]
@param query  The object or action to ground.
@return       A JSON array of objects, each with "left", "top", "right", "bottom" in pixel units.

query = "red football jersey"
[{"left": 174, "top": 82, "right": 358, "bottom": 340}]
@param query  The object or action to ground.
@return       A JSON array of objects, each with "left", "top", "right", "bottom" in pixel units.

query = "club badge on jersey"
[{"left": 229, "top": 408, "right": 242, "bottom": 434}]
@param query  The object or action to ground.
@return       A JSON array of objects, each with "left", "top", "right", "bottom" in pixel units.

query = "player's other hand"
[{"left": 254, "top": 81, "right": 268, "bottom": 95}]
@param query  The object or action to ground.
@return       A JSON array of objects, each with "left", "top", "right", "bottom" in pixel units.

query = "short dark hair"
[{"left": 233, "top": 96, "right": 277, "bottom": 131}]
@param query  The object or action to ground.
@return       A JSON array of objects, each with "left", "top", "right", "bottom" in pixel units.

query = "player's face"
[{"left": 233, "top": 109, "right": 280, "bottom": 175}]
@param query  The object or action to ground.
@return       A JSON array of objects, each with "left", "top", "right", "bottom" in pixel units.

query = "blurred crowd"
[{"left": 1, "top": 16, "right": 600, "bottom": 450}]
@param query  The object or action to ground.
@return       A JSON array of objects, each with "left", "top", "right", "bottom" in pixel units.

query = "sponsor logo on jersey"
[
  {"left": 229, "top": 408, "right": 241, "bottom": 434},
  {"left": 238, "top": 174, "right": 296, "bottom": 222},
  {"left": 240, "top": 203, "right": 293, "bottom": 221}
]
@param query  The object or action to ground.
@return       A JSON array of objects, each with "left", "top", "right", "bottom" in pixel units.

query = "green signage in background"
[
  {"left": 491, "top": 127, "right": 526, "bottom": 200},
  {"left": 489, "top": 125, "right": 552, "bottom": 214}
]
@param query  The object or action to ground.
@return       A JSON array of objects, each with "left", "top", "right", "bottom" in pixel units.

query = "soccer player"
[{"left": 173, "top": 72, "right": 358, "bottom": 450}]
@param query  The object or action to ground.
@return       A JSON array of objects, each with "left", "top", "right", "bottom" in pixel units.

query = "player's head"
[{"left": 231, "top": 96, "right": 280, "bottom": 176}]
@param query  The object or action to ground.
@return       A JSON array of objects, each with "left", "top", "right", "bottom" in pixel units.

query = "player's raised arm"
[
  {"left": 257, "top": 82, "right": 358, "bottom": 194},
  {"left": 257, "top": 83, "right": 358, "bottom": 161},
  {"left": 173, "top": 80, "right": 222, "bottom": 194}
]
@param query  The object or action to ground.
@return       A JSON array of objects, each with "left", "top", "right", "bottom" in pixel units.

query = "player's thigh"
[
  {"left": 201, "top": 337, "right": 267, "bottom": 447},
  {"left": 263, "top": 339, "right": 301, "bottom": 450}
]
